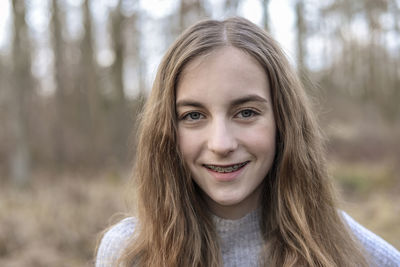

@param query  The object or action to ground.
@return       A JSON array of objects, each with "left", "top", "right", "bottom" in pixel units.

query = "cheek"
[
  {"left": 178, "top": 129, "right": 197, "bottom": 162},
  {"left": 240, "top": 124, "right": 276, "bottom": 153}
]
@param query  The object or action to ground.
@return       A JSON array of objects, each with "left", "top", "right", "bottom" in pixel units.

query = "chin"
[{"left": 212, "top": 194, "right": 243, "bottom": 207}]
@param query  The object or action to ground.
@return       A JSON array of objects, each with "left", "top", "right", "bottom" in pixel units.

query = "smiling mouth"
[{"left": 203, "top": 161, "right": 249, "bottom": 173}]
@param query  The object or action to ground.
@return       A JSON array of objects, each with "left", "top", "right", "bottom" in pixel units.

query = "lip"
[{"left": 203, "top": 161, "right": 249, "bottom": 182}]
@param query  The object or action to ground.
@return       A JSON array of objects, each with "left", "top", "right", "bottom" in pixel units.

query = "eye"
[
  {"left": 182, "top": 111, "right": 204, "bottom": 121},
  {"left": 236, "top": 109, "right": 258, "bottom": 119}
]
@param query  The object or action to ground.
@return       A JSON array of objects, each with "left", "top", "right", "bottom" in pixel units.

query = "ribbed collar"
[
  {"left": 211, "top": 208, "right": 264, "bottom": 266},
  {"left": 211, "top": 207, "right": 262, "bottom": 234}
]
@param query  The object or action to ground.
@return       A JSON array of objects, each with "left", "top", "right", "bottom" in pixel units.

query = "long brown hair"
[{"left": 115, "top": 17, "right": 368, "bottom": 266}]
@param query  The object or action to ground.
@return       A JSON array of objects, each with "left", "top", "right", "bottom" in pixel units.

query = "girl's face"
[{"left": 176, "top": 46, "right": 276, "bottom": 219}]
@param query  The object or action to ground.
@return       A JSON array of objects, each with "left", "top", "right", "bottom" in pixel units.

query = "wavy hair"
[{"left": 116, "top": 17, "right": 368, "bottom": 266}]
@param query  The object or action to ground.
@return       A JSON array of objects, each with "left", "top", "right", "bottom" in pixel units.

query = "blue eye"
[
  {"left": 183, "top": 112, "right": 203, "bottom": 121},
  {"left": 237, "top": 109, "right": 256, "bottom": 118}
]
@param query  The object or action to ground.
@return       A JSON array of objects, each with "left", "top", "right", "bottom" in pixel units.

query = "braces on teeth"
[{"left": 205, "top": 162, "right": 248, "bottom": 173}]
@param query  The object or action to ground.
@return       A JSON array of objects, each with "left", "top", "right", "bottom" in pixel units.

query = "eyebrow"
[
  {"left": 231, "top": 94, "right": 268, "bottom": 106},
  {"left": 176, "top": 94, "right": 268, "bottom": 109},
  {"left": 175, "top": 100, "right": 205, "bottom": 109}
]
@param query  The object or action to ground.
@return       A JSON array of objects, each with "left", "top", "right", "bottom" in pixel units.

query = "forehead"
[
  {"left": 176, "top": 46, "right": 270, "bottom": 102},
  {"left": 180, "top": 46, "right": 264, "bottom": 79}
]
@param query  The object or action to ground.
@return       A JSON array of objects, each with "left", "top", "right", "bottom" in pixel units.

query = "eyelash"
[
  {"left": 181, "top": 111, "right": 204, "bottom": 121},
  {"left": 180, "top": 108, "right": 259, "bottom": 121},
  {"left": 235, "top": 109, "right": 259, "bottom": 119}
]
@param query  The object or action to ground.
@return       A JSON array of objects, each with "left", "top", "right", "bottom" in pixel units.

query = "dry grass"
[
  {"left": 332, "top": 161, "right": 400, "bottom": 250},
  {"left": 0, "top": 170, "right": 128, "bottom": 267},
  {"left": 0, "top": 164, "right": 399, "bottom": 266}
]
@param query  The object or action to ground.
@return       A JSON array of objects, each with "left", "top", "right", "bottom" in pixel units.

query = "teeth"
[{"left": 205, "top": 162, "right": 248, "bottom": 173}]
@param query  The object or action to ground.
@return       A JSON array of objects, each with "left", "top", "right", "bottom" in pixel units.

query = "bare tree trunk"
[
  {"left": 179, "top": 0, "right": 207, "bottom": 32},
  {"left": 81, "top": 0, "right": 99, "bottom": 126},
  {"left": 261, "top": 0, "right": 270, "bottom": 31},
  {"left": 134, "top": 14, "right": 146, "bottom": 96},
  {"left": 51, "top": 0, "right": 67, "bottom": 166},
  {"left": 111, "top": 0, "right": 125, "bottom": 106},
  {"left": 295, "top": 0, "right": 307, "bottom": 75},
  {"left": 391, "top": 0, "right": 400, "bottom": 118},
  {"left": 110, "top": 0, "right": 129, "bottom": 161},
  {"left": 79, "top": 0, "right": 100, "bottom": 160},
  {"left": 9, "top": 0, "right": 32, "bottom": 186},
  {"left": 224, "top": 0, "right": 240, "bottom": 15}
]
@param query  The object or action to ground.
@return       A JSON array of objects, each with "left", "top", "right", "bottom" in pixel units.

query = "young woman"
[{"left": 96, "top": 17, "right": 400, "bottom": 266}]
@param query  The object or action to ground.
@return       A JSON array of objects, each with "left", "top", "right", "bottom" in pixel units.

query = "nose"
[{"left": 207, "top": 118, "right": 238, "bottom": 156}]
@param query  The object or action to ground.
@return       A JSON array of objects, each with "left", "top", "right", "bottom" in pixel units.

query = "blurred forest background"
[{"left": 0, "top": 0, "right": 399, "bottom": 266}]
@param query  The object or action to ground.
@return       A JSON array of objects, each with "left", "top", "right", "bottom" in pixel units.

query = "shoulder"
[
  {"left": 96, "top": 217, "right": 137, "bottom": 267},
  {"left": 341, "top": 211, "right": 400, "bottom": 266}
]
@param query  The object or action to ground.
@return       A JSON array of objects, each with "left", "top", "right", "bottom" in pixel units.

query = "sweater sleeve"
[
  {"left": 341, "top": 211, "right": 400, "bottom": 267},
  {"left": 96, "top": 217, "right": 137, "bottom": 267}
]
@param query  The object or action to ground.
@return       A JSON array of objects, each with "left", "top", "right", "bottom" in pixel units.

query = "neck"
[
  {"left": 210, "top": 202, "right": 260, "bottom": 220},
  {"left": 205, "top": 186, "right": 263, "bottom": 220}
]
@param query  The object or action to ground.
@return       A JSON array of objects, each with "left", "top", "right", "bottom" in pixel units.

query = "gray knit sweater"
[{"left": 96, "top": 210, "right": 400, "bottom": 266}]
